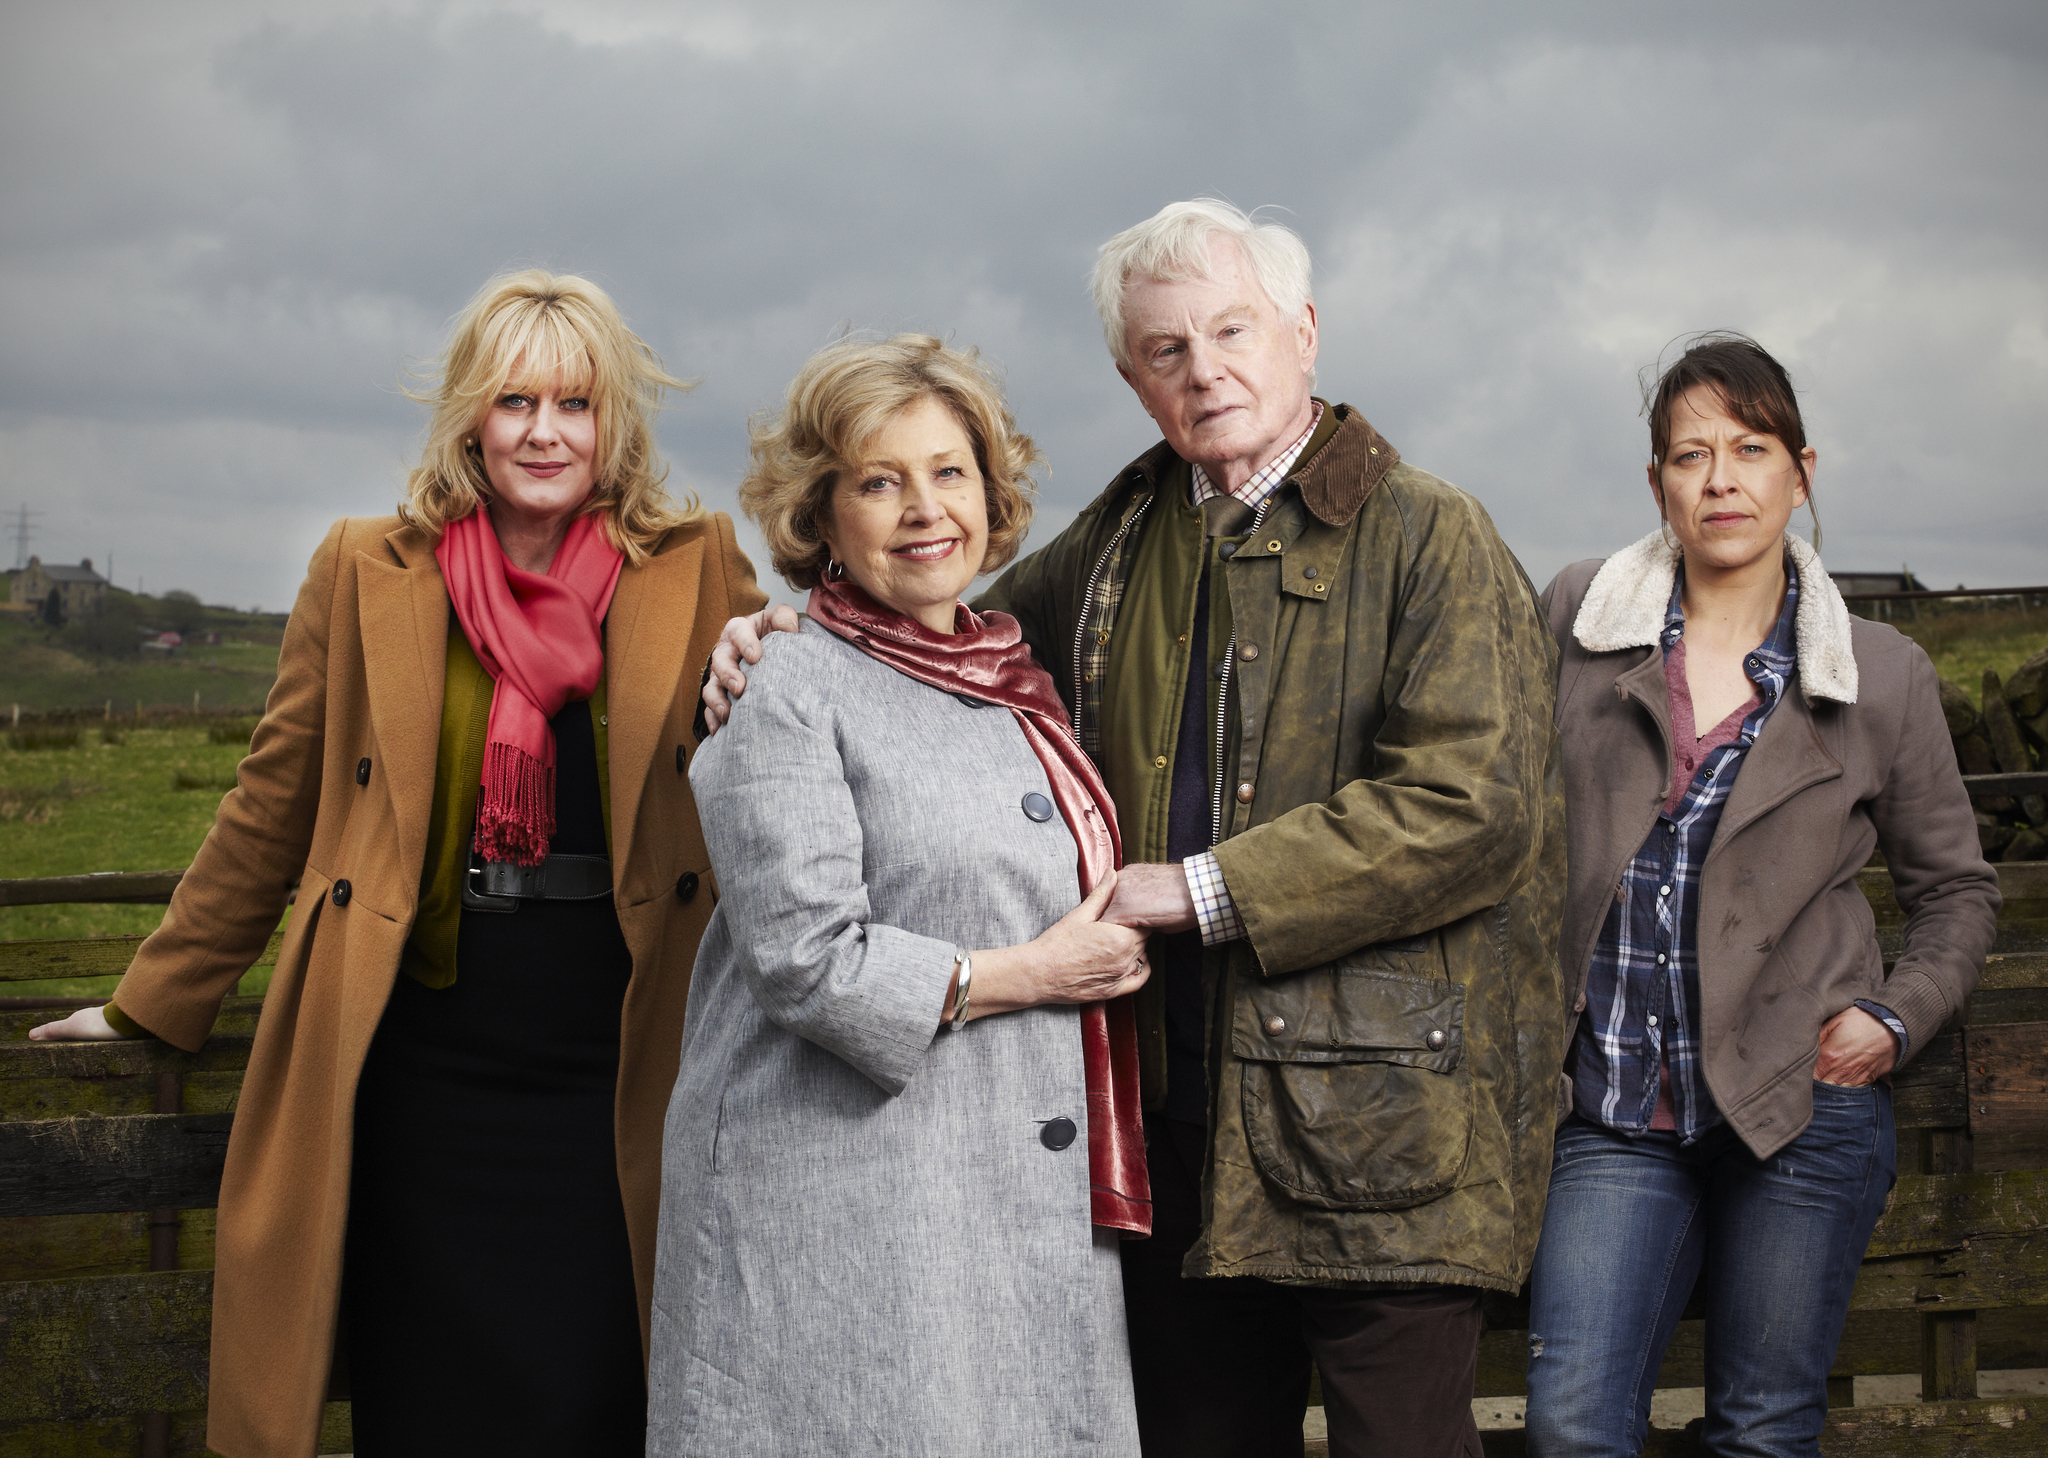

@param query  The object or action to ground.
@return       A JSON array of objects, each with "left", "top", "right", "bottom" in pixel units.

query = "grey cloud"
[{"left": 1, "top": 0, "right": 2042, "bottom": 613}]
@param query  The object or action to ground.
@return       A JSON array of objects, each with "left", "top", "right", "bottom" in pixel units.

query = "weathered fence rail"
[{"left": 3, "top": 865, "right": 2046, "bottom": 1456}]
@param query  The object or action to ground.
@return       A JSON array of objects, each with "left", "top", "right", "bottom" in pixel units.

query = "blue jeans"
[{"left": 1524, "top": 1082, "right": 1895, "bottom": 1457}]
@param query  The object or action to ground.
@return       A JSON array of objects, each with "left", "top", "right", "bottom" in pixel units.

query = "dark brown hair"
[{"left": 1643, "top": 331, "right": 1816, "bottom": 545}]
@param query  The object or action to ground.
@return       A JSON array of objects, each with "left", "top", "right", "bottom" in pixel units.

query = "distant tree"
[
  {"left": 159, "top": 589, "right": 205, "bottom": 635},
  {"left": 61, "top": 594, "right": 143, "bottom": 657}
]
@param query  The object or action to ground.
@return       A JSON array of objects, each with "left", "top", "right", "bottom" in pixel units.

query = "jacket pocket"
[{"left": 1233, "top": 944, "right": 1473, "bottom": 1211}]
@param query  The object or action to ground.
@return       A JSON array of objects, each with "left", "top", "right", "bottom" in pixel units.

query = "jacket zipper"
[
  {"left": 1209, "top": 496, "right": 1277, "bottom": 847},
  {"left": 1068, "top": 494, "right": 1155, "bottom": 743}
]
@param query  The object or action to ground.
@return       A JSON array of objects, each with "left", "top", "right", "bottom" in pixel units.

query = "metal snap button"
[
  {"left": 1237, "top": 782, "right": 1254, "bottom": 804},
  {"left": 1426, "top": 1028, "right": 1447, "bottom": 1051},
  {"left": 1040, "top": 1117, "right": 1077, "bottom": 1151},
  {"left": 1302, "top": 566, "right": 1318, "bottom": 579},
  {"left": 1264, "top": 1015, "right": 1287, "bottom": 1035},
  {"left": 1021, "top": 792, "right": 1054, "bottom": 822},
  {"left": 331, "top": 880, "right": 351, "bottom": 907},
  {"left": 1240, "top": 644, "right": 1258, "bottom": 661},
  {"left": 355, "top": 758, "right": 371, "bottom": 785},
  {"left": 1154, "top": 755, "right": 1168, "bottom": 769},
  {"left": 1266, "top": 540, "right": 1282, "bottom": 552}
]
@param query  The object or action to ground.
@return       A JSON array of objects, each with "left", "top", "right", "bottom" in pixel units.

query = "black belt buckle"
[{"left": 461, "top": 849, "right": 523, "bottom": 914}]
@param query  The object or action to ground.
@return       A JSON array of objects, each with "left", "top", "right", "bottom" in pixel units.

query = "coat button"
[
  {"left": 1426, "top": 1029, "right": 1448, "bottom": 1051},
  {"left": 1236, "top": 782, "right": 1255, "bottom": 804},
  {"left": 355, "top": 758, "right": 371, "bottom": 785},
  {"left": 1240, "top": 643, "right": 1258, "bottom": 661},
  {"left": 1154, "top": 755, "right": 1168, "bottom": 769},
  {"left": 955, "top": 693, "right": 987, "bottom": 708},
  {"left": 331, "top": 880, "right": 351, "bottom": 907},
  {"left": 1040, "top": 1117, "right": 1077, "bottom": 1151},
  {"left": 1302, "top": 566, "right": 1318, "bottom": 579},
  {"left": 675, "top": 872, "right": 699, "bottom": 902},
  {"left": 1021, "top": 792, "right": 1054, "bottom": 822},
  {"left": 1220, "top": 542, "right": 1237, "bottom": 559},
  {"left": 675, "top": 743, "right": 687, "bottom": 774},
  {"left": 1264, "top": 1015, "right": 1286, "bottom": 1035}
]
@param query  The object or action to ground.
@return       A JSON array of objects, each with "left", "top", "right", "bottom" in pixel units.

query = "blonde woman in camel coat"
[{"left": 34, "top": 272, "right": 765, "bottom": 1457}]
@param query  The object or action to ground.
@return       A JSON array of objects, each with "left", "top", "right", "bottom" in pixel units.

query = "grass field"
[
  {"left": 1877, "top": 601, "right": 2048, "bottom": 704},
  {"left": 0, "top": 600, "right": 283, "bottom": 717},
  {"left": 0, "top": 723, "right": 280, "bottom": 999}
]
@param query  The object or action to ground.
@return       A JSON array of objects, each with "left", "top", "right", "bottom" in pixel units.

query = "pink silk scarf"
[
  {"left": 434, "top": 509, "right": 623, "bottom": 866},
  {"left": 806, "top": 579, "right": 1152, "bottom": 1236}
]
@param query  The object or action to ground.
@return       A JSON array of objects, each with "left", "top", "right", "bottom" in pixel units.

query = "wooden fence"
[{"left": 3, "top": 844, "right": 2045, "bottom": 1455}]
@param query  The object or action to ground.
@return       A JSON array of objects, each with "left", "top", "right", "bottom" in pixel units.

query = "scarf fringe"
[{"left": 475, "top": 741, "right": 556, "bottom": 867}]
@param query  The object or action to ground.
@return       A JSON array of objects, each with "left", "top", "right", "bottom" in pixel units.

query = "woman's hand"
[
  {"left": 955, "top": 873, "right": 1151, "bottom": 1022},
  {"left": 29, "top": 1006, "right": 122, "bottom": 1042},
  {"left": 700, "top": 604, "right": 801, "bottom": 734},
  {"left": 1814, "top": 1006, "right": 1898, "bottom": 1087}
]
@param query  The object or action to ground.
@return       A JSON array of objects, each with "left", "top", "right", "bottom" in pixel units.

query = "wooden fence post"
[
  {"left": 141, "top": 1068, "right": 184, "bottom": 1458},
  {"left": 1918, "top": 1128, "right": 1978, "bottom": 1401}
]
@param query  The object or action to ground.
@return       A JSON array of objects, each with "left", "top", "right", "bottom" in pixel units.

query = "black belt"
[{"left": 461, "top": 849, "right": 614, "bottom": 913}]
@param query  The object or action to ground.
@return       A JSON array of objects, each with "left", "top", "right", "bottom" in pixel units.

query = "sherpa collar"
[{"left": 1571, "top": 529, "right": 1859, "bottom": 704}]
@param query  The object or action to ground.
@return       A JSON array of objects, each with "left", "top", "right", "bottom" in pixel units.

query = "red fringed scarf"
[
  {"left": 435, "top": 509, "right": 624, "bottom": 866},
  {"left": 807, "top": 580, "right": 1151, "bottom": 1237}
]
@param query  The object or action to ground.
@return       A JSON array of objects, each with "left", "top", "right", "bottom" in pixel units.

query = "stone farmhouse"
[{"left": 10, "top": 555, "right": 109, "bottom": 623}]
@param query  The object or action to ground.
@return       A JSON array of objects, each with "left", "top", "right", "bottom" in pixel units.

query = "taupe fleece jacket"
[{"left": 1542, "top": 531, "right": 2000, "bottom": 1160}]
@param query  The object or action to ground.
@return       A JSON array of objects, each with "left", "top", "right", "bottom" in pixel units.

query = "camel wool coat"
[{"left": 105, "top": 513, "right": 766, "bottom": 1458}]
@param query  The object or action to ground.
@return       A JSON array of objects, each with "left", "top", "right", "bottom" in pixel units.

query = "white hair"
[{"left": 1090, "top": 198, "right": 1315, "bottom": 370}]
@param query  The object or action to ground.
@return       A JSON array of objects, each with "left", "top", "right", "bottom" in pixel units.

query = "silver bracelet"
[{"left": 948, "top": 948, "right": 973, "bottom": 1030}]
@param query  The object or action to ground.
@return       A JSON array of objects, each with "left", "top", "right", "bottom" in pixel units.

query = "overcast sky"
[{"left": 4, "top": 0, "right": 2044, "bottom": 614}]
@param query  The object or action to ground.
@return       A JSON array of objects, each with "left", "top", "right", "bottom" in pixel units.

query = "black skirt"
[{"left": 344, "top": 701, "right": 644, "bottom": 1457}]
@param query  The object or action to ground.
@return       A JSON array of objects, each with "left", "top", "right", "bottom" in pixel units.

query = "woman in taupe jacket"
[{"left": 1523, "top": 334, "right": 2000, "bottom": 1458}]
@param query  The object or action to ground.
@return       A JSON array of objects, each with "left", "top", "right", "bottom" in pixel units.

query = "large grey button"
[
  {"left": 1264, "top": 1015, "right": 1286, "bottom": 1035},
  {"left": 1219, "top": 542, "right": 1237, "bottom": 559},
  {"left": 1040, "top": 1117, "right": 1077, "bottom": 1151},
  {"left": 1021, "top": 792, "right": 1054, "bottom": 822},
  {"left": 1426, "top": 1028, "right": 1447, "bottom": 1051}
]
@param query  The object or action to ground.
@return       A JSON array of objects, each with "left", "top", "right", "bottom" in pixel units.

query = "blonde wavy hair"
[
  {"left": 741, "top": 335, "right": 1041, "bottom": 591},
  {"left": 401, "top": 269, "right": 703, "bottom": 562}
]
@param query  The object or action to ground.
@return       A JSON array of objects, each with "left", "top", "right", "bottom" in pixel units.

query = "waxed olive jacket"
[{"left": 977, "top": 403, "right": 1568, "bottom": 1290}]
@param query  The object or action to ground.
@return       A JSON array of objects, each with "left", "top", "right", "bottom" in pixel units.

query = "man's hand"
[
  {"left": 1814, "top": 1006, "right": 1899, "bottom": 1087},
  {"left": 1101, "top": 862, "right": 1199, "bottom": 934},
  {"left": 700, "top": 603, "right": 801, "bottom": 735},
  {"left": 29, "top": 1006, "right": 121, "bottom": 1041}
]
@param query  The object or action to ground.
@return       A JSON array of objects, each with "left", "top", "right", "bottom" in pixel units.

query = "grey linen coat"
[{"left": 646, "top": 621, "right": 1140, "bottom": 1457}]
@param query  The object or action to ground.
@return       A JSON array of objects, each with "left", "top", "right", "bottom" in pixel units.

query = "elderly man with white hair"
[{"left": 704, "top": 199, "right": 1567, "bottom": 1456}]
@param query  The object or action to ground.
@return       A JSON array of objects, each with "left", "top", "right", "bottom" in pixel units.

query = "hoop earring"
[{"left": 825, "top": 558, "right": 846, "bottom": 583}]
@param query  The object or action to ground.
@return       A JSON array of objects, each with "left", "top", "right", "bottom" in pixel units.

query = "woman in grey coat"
[{"left": 647, "top": 336, "right": 1150, "bottom": 1457}]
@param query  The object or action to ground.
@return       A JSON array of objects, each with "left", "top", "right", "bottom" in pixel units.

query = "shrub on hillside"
[
  {"left": 8, "top": 725, "right": 81, "bottom": 751},
  {"left": 58, "top": 595, "right": 143, "bottom": 658}
]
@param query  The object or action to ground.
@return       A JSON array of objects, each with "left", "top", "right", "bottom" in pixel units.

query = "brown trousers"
[{"left": 1120, "top": 1117, "right": 1484, "bottom": 1458}]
